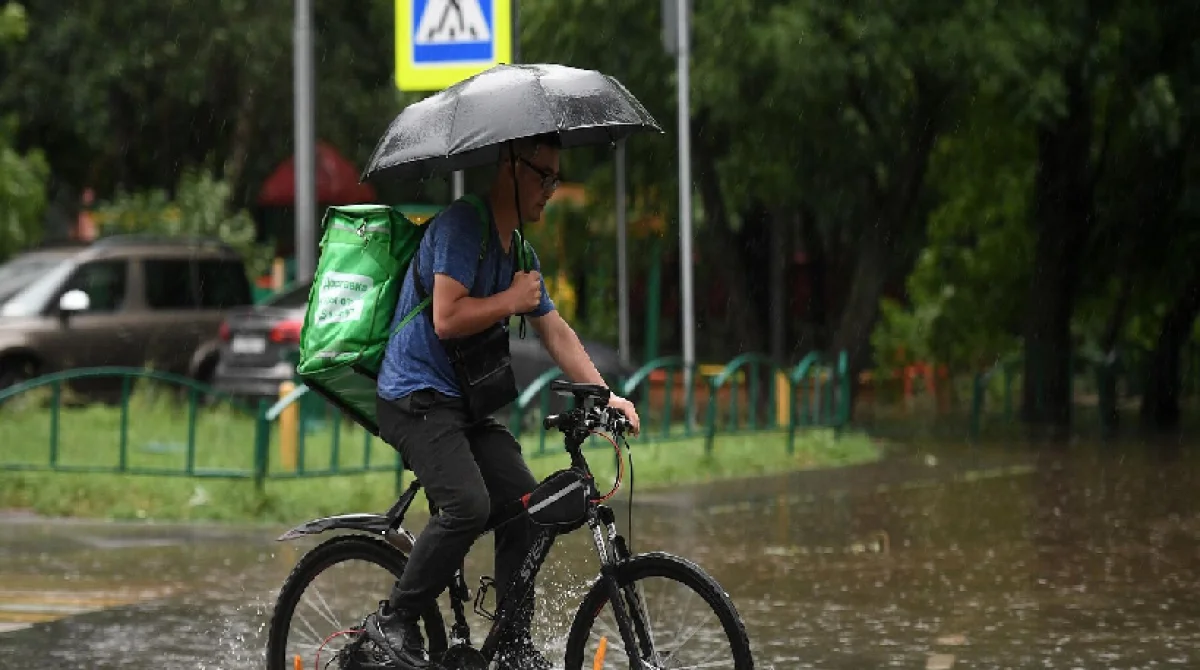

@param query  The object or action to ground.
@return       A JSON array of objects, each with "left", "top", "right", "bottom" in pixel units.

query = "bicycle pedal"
[{"left": 472, "top": 576, "right": 495, "bottom": 621}]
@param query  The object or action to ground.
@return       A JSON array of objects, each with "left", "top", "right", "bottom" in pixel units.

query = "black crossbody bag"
[{"left": 411, "top": 199, "right": 531, "bottom": 421}]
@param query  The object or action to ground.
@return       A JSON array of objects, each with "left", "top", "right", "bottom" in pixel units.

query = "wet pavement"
[{"left": 0, "top": 438, "right": 1198, "bottom": 669}]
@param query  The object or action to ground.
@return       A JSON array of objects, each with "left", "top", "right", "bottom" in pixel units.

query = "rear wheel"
[
  {"left": 266, "top": 534, "right": 447, "bottom": 670},
  {"left": 564, "top": 553, "right": 754, "bottom": 670}
]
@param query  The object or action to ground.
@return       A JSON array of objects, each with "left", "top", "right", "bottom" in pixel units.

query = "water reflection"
[{"left": 0, "top": 441, "right": 1197, "bottom": 669}]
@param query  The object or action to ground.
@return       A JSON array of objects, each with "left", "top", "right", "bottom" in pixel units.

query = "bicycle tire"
[
  {"left": 563, "top": 552, "right": 754, "bottom": 670},
  {"left": 265, "top": 534, "right": 448, "bottom": 670}
]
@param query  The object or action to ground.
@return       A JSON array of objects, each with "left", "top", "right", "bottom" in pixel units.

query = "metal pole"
[
  {"left": 616, "top": 139, "right": 630, "bottom": 366},
  {"left": 511, "top": 0, "right": 520, "bottom": 64},
  {"left": 293, "top": 0, "right": 317, "bottom": 283},
  {"left": 452, "top": 170, "right": 465, "bottom": 200},
  {"left": 676, "top": 0, "right": 695, "bottom": 384}
]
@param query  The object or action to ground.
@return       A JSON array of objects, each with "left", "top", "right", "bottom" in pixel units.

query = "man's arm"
[
  {"left": 431, "top": 274, "right": 515, "bottom": 339},
  {"left": 532, "top": 311, "right": 641, "bottom": 434},
  {"left": 425, "top": 201, "right": 526, "bottom": 340},
  {"left": 529, "top": 310, "right": 605, "bottom": 385}
]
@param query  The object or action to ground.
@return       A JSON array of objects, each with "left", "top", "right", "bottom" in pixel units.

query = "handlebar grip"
[{"left": 543, "top": 414, "right": 562, "bottom": 431}]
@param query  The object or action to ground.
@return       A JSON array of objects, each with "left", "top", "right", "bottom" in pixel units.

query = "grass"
[{"left": 0, "top": 384, "right": 882, "bottom": 523}]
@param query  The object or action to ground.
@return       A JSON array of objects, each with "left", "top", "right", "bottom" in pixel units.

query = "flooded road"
[{"left": 1, "top": 440, "right": 1198, "bottom": 669}]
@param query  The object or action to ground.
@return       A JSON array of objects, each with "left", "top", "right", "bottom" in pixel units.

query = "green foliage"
[
  {"left": 96, "top": 169, "right": 273, "bottom": 279},
  {"left": 0, "top": 2, "right": 46, "bottom": 262},
  {"left": 0, "top": 2, "right": 27, "bottom": 42},
  {"left": 873, "top": 101, "right": 1036, "bottom": 371},
  {"left": 0, "top": 115, "right": 47, "bottom": 261}
]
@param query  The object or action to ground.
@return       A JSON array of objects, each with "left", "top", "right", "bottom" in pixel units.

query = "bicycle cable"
[{"left": 626, "top": 435, "right": 635, "bottom": 554}]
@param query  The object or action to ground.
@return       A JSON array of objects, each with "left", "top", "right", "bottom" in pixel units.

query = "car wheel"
[{"left": 0, "top": 355, "right": 41, "bottom": 408}]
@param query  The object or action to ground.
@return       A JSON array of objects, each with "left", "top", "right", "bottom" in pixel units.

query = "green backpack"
[{"left": 295, "top": 195, "right": 526, "bottom": 434}]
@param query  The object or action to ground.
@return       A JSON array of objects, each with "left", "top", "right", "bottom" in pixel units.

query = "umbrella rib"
[
  {"left": 533, "top": 68, "right": 567, "bottom": 139},
  {"left": 446, "top": 84, "right": 467, "bottom": 169}
]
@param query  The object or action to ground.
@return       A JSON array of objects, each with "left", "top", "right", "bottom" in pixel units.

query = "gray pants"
[{"left": 377, "top": 390, "right": 540, "bottom": 623}]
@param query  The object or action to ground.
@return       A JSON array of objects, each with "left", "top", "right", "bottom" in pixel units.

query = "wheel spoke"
[{"left": 569, "top": 558, "right": 748, "bottom": 670}]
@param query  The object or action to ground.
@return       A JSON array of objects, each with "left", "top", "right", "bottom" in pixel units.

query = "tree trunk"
[
  {"left": 1141, "top": 270, "right": 1200, "bottom": 430},
  {"left": 223, "top": 80, "right": 257, "bottom": 205},
  {"left": 799, "top": 207, "right": 828, "bottom": 350},
  {"left": 829, "top": 76, "right": 941, "bottom": 401},
  {"left": 830, "top": 220, "right": 891, "bottom": 381},
  {"left": 768, "top": 207, "right": 789, "bottom": 364},
  {"left": 693, "top": 116, "right": 762, "bottom": 354},
  {"left": 736, "top": 201, "right": 772, "bottom": 350},
  {"left": 1097, "top": 276, "right": 1133, "bottom": 434},
  {"left": 1021, "top": 63, "right": 1095, "bottom": 438}
]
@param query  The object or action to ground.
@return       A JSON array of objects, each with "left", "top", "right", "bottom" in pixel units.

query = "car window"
[
  {"left": 0, "top": 253, "right": 72, "bottom": 305},
  {"left": 264, "top": 283, "right": 313, "bottom": 308},
  {"left": 62, "top": 260, "right": 129, "bottom": 313},
  {"left": 197, "top": 259, "right": 252, "bottom": 308},
  {"left": 143, "top": 259, "right": 197, "bottom": 309}
]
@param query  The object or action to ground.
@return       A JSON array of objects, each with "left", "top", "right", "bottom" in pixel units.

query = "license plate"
[{"left": 230, "top": 336, "right": 267, "bottom": 355}]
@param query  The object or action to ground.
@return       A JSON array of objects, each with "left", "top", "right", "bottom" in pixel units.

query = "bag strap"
[{"left": 396, "top": 197, "right": 491, "bottom": 334}]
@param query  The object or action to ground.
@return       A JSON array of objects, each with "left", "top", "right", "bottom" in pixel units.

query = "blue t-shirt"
[{"left": 377, "top": 198, "right": 555, "bottom": 401}]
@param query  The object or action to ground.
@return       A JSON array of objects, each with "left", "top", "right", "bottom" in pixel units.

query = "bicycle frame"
[{"left": 275, "top": 399, "right": 651, "bottom": 667}]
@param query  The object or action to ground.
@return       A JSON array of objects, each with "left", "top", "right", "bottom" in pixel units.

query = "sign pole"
[
  {"left": 294, "top": 0, "right": 317, "bottom": 283},
  {"left": 512, "top": 0, "right": 520, "bottom": 63},
  {"left": 676, "top": 0, "right": 696, "bottom": 389},
  {"left": 616, "top": 139, "right": 630, "bottom": 367}
]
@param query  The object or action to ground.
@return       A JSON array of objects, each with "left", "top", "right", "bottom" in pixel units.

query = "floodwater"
[{"left": 1, "top": 438, "right": 1198, "bottom": 669}]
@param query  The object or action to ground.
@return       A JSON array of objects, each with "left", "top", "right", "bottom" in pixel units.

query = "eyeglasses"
[{"left": 519, "top": 157, "right": 561, "bottom": 193}]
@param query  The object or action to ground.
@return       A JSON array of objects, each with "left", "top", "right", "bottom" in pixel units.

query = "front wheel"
[
  {"left": 266, "top": 534, "right": 447, "bottom": 670},
  {"left": 564, "top": 552, "right": 754, "bottom": 670}
]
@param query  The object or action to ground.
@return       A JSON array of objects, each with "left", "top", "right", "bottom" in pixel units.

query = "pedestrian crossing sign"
[{"left": 396, "top": 0, "right": 513, "bottom": 92}]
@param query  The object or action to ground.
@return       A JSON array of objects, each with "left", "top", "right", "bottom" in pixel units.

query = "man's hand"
[
  {"left": 506, "top": 270, "right": 542, "bottom": 314},
  {"left": 607, "top": 394, "right": 641, "bottom": 436}
]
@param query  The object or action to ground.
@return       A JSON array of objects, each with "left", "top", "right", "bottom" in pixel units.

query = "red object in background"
[
  {"left": 269, "top": 320, "right": 303, "bottom": 344},
  {"left": 257, "top": 142, "right": 377, "bottom": 207},
  {"left": 218, "top": 322, "right": 231, "bottom": 342}
]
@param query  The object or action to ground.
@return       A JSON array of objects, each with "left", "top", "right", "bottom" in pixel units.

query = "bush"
[{"left": 95, "top": 168, "right": 273, "bottom": 279}]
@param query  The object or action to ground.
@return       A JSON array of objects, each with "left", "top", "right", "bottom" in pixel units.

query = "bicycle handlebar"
[{"left": 543, "top": 405, "right": 631, "bottom": 437}]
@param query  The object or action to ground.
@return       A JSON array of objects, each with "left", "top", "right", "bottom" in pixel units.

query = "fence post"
[
  {"left": 704, "top": 377, "right": 718, "bottom": 454},
  {"left": 836, "top": 351, "right": 850, "bottom": 435},
  {"left": 49, "top": 381, "right": 61, "bottom": 468},
  {"left": 254, "top": 399, "right": 270, "bottom": 491},
  {"left": 118, "top": 376, "right": 131, "bottom": 472},
  {"left": 787, "top": 376, "right": 797, "bottom": 455}
]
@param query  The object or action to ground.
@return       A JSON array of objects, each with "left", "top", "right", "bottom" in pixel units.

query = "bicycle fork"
[{"left": 590, "top": 506, "right": 660, "bottom": 669}]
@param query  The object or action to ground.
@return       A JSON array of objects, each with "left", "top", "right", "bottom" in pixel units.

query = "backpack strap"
[{"left": 396, "top": 197, "right": 491, "bottom": 334}]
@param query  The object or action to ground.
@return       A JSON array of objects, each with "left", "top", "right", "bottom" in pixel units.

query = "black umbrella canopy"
[{"left": 362, "top": 63, "right": 662, "bottom": 182}]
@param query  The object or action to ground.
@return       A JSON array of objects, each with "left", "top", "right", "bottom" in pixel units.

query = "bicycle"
[{"left": 266, "top": 380, "right": 755, "bottom": 669}]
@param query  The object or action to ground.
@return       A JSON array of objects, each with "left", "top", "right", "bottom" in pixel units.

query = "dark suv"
[{"left": 0, "top": 236, "right": 252, "bottom": 391}]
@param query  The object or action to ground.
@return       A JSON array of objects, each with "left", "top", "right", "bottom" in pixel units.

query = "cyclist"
[{"left": 368, "top": 132, "right": 641, "bottom": 669}]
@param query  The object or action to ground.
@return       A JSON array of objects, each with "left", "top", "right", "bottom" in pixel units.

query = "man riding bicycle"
[{"left": 367, "top": 132, "right": 641, "bottom": 670}]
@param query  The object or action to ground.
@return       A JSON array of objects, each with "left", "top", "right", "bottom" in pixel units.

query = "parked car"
[
  {"left": 213, "top": 281, "right": 637, "bottom": 405},
  {"left": 0, "top": 236, "right": 253, "bottom": 393}
]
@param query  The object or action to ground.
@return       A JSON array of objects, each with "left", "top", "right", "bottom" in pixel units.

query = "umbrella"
[{"left": 362, "top": 63, "right": 662, "bottom": 182}]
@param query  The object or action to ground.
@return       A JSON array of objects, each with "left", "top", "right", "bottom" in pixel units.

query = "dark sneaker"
[
  {"left": 496, "top": 635, "right": 551, "bottom": 670},
  {"left": 363, "top": 601, "right": 430, "bottom": 669}
]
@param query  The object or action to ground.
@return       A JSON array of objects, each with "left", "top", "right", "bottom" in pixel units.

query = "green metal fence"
[{"left": 0, "top": 352, "right": 851, "bottom": 490}]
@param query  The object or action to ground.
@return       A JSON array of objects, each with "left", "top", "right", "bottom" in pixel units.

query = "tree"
[{"left": 0, "top": 2, "right": 47, "bottom": 260}]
